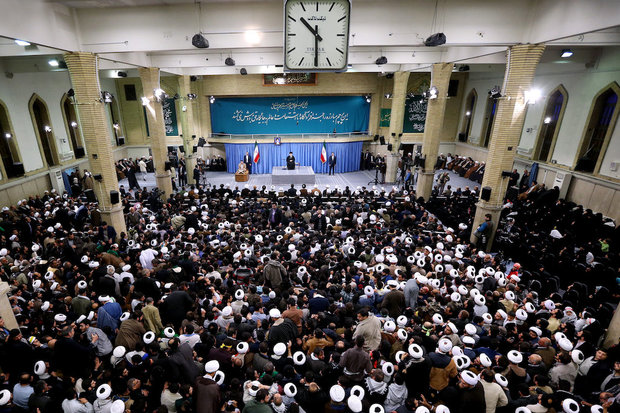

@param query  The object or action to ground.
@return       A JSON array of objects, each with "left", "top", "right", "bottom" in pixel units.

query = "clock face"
[{"left": 284, "top": 0, "right": 351, "bottom": 71}]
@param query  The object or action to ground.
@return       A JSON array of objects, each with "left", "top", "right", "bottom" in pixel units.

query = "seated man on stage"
[
  {"left": 236, "top": 160, "right": 248, "bottom": 174},
  {"left": 286, "top": 151, "right": 296, "bottom": 170}
]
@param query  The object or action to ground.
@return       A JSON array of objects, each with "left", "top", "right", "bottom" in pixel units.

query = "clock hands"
[
  {"left": 314, "top": 25, "right": 319, "bottom": 66},
  {"left": 300, "top": 17, "right": 323, "bottom": 41}
]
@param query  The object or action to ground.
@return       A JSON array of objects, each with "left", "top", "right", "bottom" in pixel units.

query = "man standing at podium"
[{"left": 286, "top": 152, "right": 296, "bottom": 170}]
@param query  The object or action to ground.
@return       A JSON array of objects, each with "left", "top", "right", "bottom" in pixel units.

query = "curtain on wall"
[{"left": 224, "top": 141, "right": 362, "bottom": 174}]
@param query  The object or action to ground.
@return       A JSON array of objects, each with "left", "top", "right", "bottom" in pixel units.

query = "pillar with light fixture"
[
  {"left": 138, "top": 67, "right": 173, "bottom": 199},
  {"left": 385, "top": 71, "right": 410, "bottom": 183},
  {"left": 178, "top": 75, "right": 198, "bottom": 184},
  {"left": 64, "top": 52, "right": 127, "bottom": 239},
  {"left": 416, "top": 62, "right": 454, "bottom": 201},
  {"left": 470, "top": 43, "right": 545, "bottom": 250}
]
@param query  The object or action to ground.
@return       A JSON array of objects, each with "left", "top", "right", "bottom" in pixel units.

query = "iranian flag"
[
  {"left": 320, "top": 141, "right": 327, "bottom": 163},
  {"left": 253, "top": 141, "right": 260, "bottom": 163}
]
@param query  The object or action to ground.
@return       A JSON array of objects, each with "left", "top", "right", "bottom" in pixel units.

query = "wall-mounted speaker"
[
  {"left": 110, "top": 190, "right": 120, "bottom": 204},
  {"left": 379, "top": 136, "right": 386, "bottom": 145},
  {"left": 197, "top": 137, "right": 206, "bottom": 147},
  {"left": 458, "top": 133, "right": 467, "bottom": 142},
  {"left": 192, "top": 146, "right": 198, "bottom": 153},
  {"left": 387, "top": 143, "right": 393, "bottom": 151},
  {"left": 481, "top": 186, "right": 492, "bottom": 201},
  {"left": 75, "top": 147, "right": 85, "bottom": 158},
  {"left": 93, "top": 174, "right": 103, "bottom": 182},
  {"left": 117, "top": 137, "right": 125, "bottom": 146},
  {"left": 178, "top": 145, "right": 185, "bottom": 153},
  {"left": 165, "top": 161, "right": 171, "bottom": 171}
]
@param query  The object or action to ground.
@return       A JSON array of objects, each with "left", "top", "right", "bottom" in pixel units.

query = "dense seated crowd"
[{"left": 0, "top": 176, "right": 618, "bottom": 413}]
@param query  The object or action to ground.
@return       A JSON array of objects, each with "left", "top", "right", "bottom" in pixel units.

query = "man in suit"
[
  {"left": 178, "top": 160, "right": 187, "bottom": 187},
  {"left": 286, "top": 152, "right": 296, "bottom": 170},
  {"left": 328, "top": 152, "right": 337, "bottom": 175},
  {"left": 312, "top": 209, "right": 328, "bottom": 233},
  {"left": 193, "top": 164, "right": 201, "bottom": 185},
  {"left": 243, "top": 151, "right": 252, "bottom": 174},
  {"left": 364, "top": 151, "right": 373, "bottom": 170},
  {"left": 267, "top": 203, "right": 283, "bottom": 228}
]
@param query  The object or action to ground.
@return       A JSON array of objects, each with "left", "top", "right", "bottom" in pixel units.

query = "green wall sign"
[
  {"left": 380, "top": 108, "right": 391, "bottom": 127},
  {"left": 402, "top": 95, "right": 427, "bottom": 133},
  {"left": 143, "top": 97, "right": 179, "bottom": 137}
]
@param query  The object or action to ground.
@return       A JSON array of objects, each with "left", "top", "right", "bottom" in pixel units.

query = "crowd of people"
[{"left": 0, "top": 166, "right": 618, "bottom": 413}]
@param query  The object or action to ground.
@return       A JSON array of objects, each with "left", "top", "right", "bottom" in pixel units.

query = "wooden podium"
[{"left": 235, "top": 172, "right": 249, "bottom": 182}]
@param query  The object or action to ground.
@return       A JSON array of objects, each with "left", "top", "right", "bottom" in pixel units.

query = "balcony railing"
[{"left": 208, "top": 132, "right": 370, "bottom": 140}]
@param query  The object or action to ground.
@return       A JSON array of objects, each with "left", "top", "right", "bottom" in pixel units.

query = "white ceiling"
[{"left": 1, "top": 0, "right": 619, "bottom": 75}]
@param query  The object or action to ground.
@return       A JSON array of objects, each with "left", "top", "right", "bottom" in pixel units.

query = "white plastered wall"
[{"left": 0, "top": 70, "right": 73, "bottom": 172}]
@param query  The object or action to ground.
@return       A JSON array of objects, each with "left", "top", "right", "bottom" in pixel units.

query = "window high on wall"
[
  {"left": 61, "top": 94, "right": 84, "bottom": 158},
  {"left": 460, "top": 89, "right": 476, "bottom": 142},
  {"left": 0, "top": 100, "right": 22, "bottom": 179},
  {"left": 575, "top": 83, "right": 619, "bottom": 173},
  {"left": 481, "top": 97, "right": 498, "bottom": 147},
  {"left": 30, "top": 95, "right": 59, "bottom": 167},
  {"left": 534, "top": 86, "right": 567, "bottom": 162}
]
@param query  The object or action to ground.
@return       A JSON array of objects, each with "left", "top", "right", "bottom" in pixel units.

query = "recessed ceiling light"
[
  {"left": 15, "top": 39, "right": 30, "bottom": 46},
  {"left": 561, "top": 49, "right": 573, "bottom": 58}
]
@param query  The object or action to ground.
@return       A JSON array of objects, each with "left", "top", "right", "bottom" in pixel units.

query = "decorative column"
[
  {"left": 416, "top": 63, "right": 454, "bottom": 200},
  {"left": 471, "top": 44, "right": 546, "bottom": 250},
  {"left": 197, "top": 79, "right": 212, "bottom": 159},
  {"left": 178, "top": 75, "right": 198, "bottom": 185},
  {"left": 138, "top": 67, "right": 174, "bottom": 198},
  {"left": 64, "top": 52, "right": 127, "bottom": 238},
  {"left": 385, "top": 71, "right": 410, "bottom": 183}
]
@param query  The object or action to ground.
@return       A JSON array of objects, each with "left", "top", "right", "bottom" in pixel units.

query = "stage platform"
[{"left": 271, "top": 166, "right": 316, "bottom": 185}]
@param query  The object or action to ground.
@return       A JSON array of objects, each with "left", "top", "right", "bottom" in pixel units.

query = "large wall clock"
[{"left": 284, "top": 0, "right": 351, "bottom": 72}]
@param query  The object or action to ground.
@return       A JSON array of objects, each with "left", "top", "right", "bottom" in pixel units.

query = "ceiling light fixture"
[
  {"left": 225, "top": 57, "right": 235, "bottom": 66},
  {"left": 153, "top": 88, "right": 168, "bottom": 102},
  {"left": 466, "top": 111, "right": 471, "bottom": 116},
  {"left": 70, "top": 121, "right": 78, "bottom": 128},
  {"left": 187, "top": 93, "right": 197, "bottom": 100},
  {"left": 364, "top": 95, "right": 371, "bottom": 103},
  {"left": 44, "top": 126, "right": 52, "bottom": 132},
  {"left": 375, "top": 56, "right": 388, "bottom": 65},
  {"left": 244, "top": 30, "right": 262, "bottom": 45},
  {"left": 48, "top": 59, "right": 59, "bottom": 67},
  {"left": 561, "top": 49, "right": 574, "bottom": 58},
  {"left": 384, "top": 93, "right": 392, "bottom": 99},
  {"left": 141, "top": 97, "right": 150, "bottom": 106},
  {"left": 14, "top": 39, "right": 30, "bottom": 47},
  {"left": 209, "top": 96, "right": 215, "bottom": 104},
  {"left": 240, "top": 68, "right": 248, "bottom": 75},
  {"left": 423, "top": 86, "right": 438, "bottom": 100},
  {"left": 544, "top": 117, "right": 552, "bottom": 124},
  {"left": 5, "top": 133, "right": 12, "bottom": 138}
]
